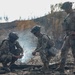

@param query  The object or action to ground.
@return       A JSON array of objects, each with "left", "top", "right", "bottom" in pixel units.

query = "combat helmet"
[
  {"left": 31, "top": 25, "right": 41, "bottom": 34},
  {"left": 9, "top": 32, "right": 19, "bottom": 40},
  {"left": 61, "top": 2, "right": 73, "bottom": 9}
]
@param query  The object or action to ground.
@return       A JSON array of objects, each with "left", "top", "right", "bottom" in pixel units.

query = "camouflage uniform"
[
  {"left": 61, "top": 11, "right": 75, "bottom": 65},
  {"left": 35, "top": 34, "right": 54, "bottom": 69},
  {"left": 0, "top": 40, "right": 11, "bottom": 67},
  {"left": 31, "top": 26, "right": 54, "bottom": 70},
  {"left": 59, "top": 6, "right": 75, "bottom": 71},
  {"left": 8, "top": 39, "right": 23, "bottom": 65}
]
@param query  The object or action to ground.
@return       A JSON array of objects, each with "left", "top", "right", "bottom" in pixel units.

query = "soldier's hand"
[
  {"left": 17, "top": 55, "right": 23, "bottom": 58},
  {"left": 32, "top": 51, "right": 36, "bottom": 56},
  {"left": 19, "top": 54, "right": 23, "bottom": 58},
  {"left": 13, "top": 55, "right": 23, "bottom": 58}
]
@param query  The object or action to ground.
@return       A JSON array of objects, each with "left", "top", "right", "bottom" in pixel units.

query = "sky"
[{"left": 0, "top": 0, "right": 75, "bottom": 22}]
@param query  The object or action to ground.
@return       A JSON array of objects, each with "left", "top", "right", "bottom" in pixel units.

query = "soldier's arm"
[
  {"left": 35, "top": 35, "right": 48, "bottom": 52},
  {"left": 41, "top": 35, "right": 48, "bottom": 49},
  {"left": 15, "top": 41, "right": 23, "bottom": 54},
  {"left": 71, "top": 13, "right": 75, "bottom": 23},
  {"left": 35, "top": 41, "right": 41, "bottom": 52},
  {"left": 62, "top": 21, "right": 69, "bottom": 40},
  {"left": 69, "top": 13, "right": 75, "bottom": 35}
]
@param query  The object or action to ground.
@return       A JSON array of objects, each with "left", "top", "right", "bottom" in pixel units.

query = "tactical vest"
[
  {"left": 0, "top": 39, "right": 17, "bottom": 55},
  {"left": 62, "top": 11, "right": 75, "bottom": 31}
]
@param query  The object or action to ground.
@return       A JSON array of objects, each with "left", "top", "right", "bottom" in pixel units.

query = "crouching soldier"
[
  {"left": 31, "top": 26, "right": 55, "bottom": 71},
  {"left": 0, "top": 32, "right": 23, "bottom": 71}
]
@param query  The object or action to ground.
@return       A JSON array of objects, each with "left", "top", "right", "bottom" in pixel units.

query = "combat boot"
[
  {"left": 2, "top": 67, "right": 10, "bottom": 72},
  {"left": 40, "top": 65, "right": 49, "bottom": 71},
  {"left": 73, "top": 59, "right": 75, "bottom": 73}
]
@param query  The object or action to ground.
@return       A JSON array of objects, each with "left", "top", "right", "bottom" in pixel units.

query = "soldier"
[
  {"left": 0, "top": 32, "right": 23, "bottom": 71},
  {"left": 31, "top": 26, "right": 54, "bottom": 71},
  {"left": 56, "top": 2, "right": 75, "bottom": 73}
]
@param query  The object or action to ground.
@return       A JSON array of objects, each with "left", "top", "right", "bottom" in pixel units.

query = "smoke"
[
  {"left": 17, "top": 26, "right": 46, "bottom": 64},
  {"left": 17, "top": 29, "right": 37, "bottom": 63}
]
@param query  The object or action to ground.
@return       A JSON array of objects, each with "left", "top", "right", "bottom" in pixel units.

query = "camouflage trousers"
[
  {"left": 60, "top": 39, "right": 75, "bottom": 68},
  {"left": 39, "top": 49, "right": 52, "bottom": 69},
  {"left": 0, "top": 54, "right": 12, "bottom": 67},
  {"left": 0, "top": 49, "right": 20, "bottom": 67},
  {"left": 9, "top": 49, "right": 20, "bottom": 65}
]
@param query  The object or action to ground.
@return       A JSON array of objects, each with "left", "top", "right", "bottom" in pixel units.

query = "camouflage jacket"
[
  {"left": 0, "top": 39, "right": 23, "bottom": 56},
  {"left": 62, "top": 10, "right": 75, "bottom": 34},
  {"left": 35, "top": 34, "right": 54, "bottom": 52}
]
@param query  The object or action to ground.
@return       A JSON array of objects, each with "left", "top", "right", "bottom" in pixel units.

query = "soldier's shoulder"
[
  {"left": 1, "top": 39, "right": 8, "bottom": 43},
  {"left": 71, "top": 11, "right": 75, "bottom": 21},
  {"left": 42, "top": 34, "right": 49, "bottom": 40},
  {"left": 72, "top": 10, "right": 75, "bottom": 16},
  {"left": 14, "top": 40, "right": 19, "bottom": 44},
  {"left": 0, "top": 39, "right": 8, "bottom": 47},
  {"left": 73, "top": 9, "right": 75, "bottom": 13},
  {"left": 42, "top": 34, "right": 47, "bottom": 38}
]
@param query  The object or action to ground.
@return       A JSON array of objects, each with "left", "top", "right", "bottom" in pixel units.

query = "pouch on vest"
[
  {"left": 46, "top": 35, "right": 58, "bottom": 56},
  {"left": 46, "top": 35, "right": 54, "bottom": 49},
  {"left": 48, "top": 47, "right": 58, "bottom": 56}
]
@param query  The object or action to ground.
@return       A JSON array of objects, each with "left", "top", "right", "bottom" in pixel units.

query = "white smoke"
[
  {"left": 17, "top": 29, "right": 37, "bottom": 63},
  {"left": 17, "top": 26, "right": 46, "bottom": 64}
]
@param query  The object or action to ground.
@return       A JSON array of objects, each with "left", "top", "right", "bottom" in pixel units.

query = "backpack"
[
  {"left": 46, "top": 35, "right": 54, "bottom": 49},
  {"left": 46, "top": 35, "right": 58, "bottom": 56},
  {"left": 0, "top": 39, "right": 9, "bottom": 56},
  {"left": 0, "top": 39, "right": 7, "bottom": 48}
]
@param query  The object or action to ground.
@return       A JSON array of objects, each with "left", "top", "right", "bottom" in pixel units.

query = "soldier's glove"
[{"left": 32, "top": 51, "right": 36, "bottom": 56}]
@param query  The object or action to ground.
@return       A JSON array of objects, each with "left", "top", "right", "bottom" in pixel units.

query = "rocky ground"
[{"left": 0, "top": 50, "right": 75, "bottom": 75}]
